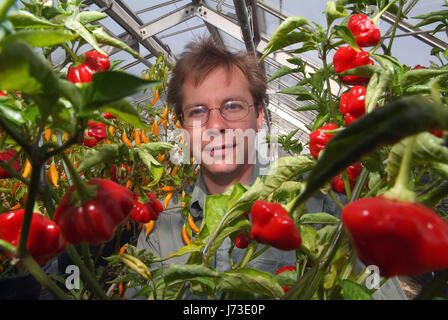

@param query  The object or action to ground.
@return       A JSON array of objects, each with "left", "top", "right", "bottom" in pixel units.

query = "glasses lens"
[
  {"left": 183, "top": 105, "right": 209, "bottom": 126},
  {"left": 221, "top": 101, "right": 250, "bottom": 120}
]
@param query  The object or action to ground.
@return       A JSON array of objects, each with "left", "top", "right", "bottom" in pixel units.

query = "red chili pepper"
[
  {"left": 234, "top": 233, "right": 250, "bottom": 249},
  {"left": 0, "top": 209, "right": 67, "bottom": 265},
  {"left": 84, "top": 51, "right": 110, "bottom": 72},
  {"left": 333, "top": 46, "right": 374, "bottom": 85},
  {"left": 0, "top": 148, "right": 21, "bottom": 178},
  {"left": 53, "top": 178, "right": 135, "bottom": 245},
  {"left": 331, "top": 162, "right": 363, "bottom": 195},
  {"left": 67, "top": 63, "right": 94, "bottom": 83},
  {"left": 347, "top": 14, "right": 381, "bottom": 48},
  {"left": 309, "top": 123, "right": 338, "bottom": 160},
  {"left": 339, "top": 85, "right": 367, "bottom": 126},
  {"left": 431, "top": 130, "right": 443, "bottom": 137},
  {"left": 103, "top": 112, "right": 116, "bottom": 120},
  {"left": 250, "top": 200, "right": 302, "bottom": 251},
  {"left": 342, "top": 197, "right": 448, "bottom": 277},
  {"left": 0, "top": 91, "right": 6, "bottom": 96},
  {"left": 129, "top": 192, "right": 163, "bottom": 223},
  {"left": 275, "top": 265, "right": 296, "bottom": 292},
  {"left": 412, "top": 65, "right": 427, "bottom": 70},
  {"left": 83, "top": 121, "right": 107, "bottom": 147}
]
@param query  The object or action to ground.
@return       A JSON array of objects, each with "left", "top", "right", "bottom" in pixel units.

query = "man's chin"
[{"left": 201, "top": 162, "right": 243, "bottom": 177}]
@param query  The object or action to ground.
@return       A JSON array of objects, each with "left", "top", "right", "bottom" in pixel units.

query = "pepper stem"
[
  {"left": 371, "top": 0, "right": 399, "bottom": 25},
  {"left": 383, "top": 135, "right": 417, "bottom": 202}
]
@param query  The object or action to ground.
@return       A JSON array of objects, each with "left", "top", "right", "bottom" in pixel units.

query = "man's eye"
[
  {"left": 187, "top": 107, "right": 207, "bottom": 117},
  {"left": 224, "top": 102, "right": 244, "bottom": 112}
]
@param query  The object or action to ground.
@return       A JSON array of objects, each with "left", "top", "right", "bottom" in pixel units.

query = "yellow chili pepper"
[
  {"left": 164, "top": 192, "right": 173, "bottom": 209},
  {"left": 152, "top": 121, "right": 159, "bottom": 137},
  {"left": 188, "top": 215, "right": 200, "bottom": 233},
  {"left": 176, "top": 122, "right": 182, "bottom": 128},
  {"left": 141, "top": 129, "right": 149, "bottom": 144},
  {"left": 181, "top": 190, "right": 185, "bottom": 199},
  {"left": 22, "top": 159, "right": 32, "bottom": 178},
  {"left": 125, "top": 180, "right": 132, "bottom": 189},
  {"left": 44, "top": 129, "right": 52, "bottom": 141},
  {"left": 182, "top": 225, "right": 190, "bottom": 245},
  {"left": 108, "top": 125, "right": 114, "bottom": 137},
  {"left": 171, "top": 166, "right": 178, "bottom": 177},
  {"left": 161, "top": 186, "right": 175, "bottom": 192},
  {"left": 134, "top": 128, "right": 141, "bottom": 146},
  {"left": 47, "top": 162, "right": 59, "bottom": 188},
  {"left": 145, "top": 220, "right": 154, "bottom": 236},
  {"left": 151, "top": 90, "right": 159, "bottom": 106},
  {"left": 122, "top": 132, "right": 132, "bottom": 147}
]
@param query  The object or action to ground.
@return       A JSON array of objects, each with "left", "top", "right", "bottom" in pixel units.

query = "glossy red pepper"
[
  {"left": 53, "top": 178, "right": 135, "bottom": 245},
  {"left": 347, "top": 14, "right": 381, "bottom": 48},
  {"left": 339, "top": 85, "right": 367, "bottom": 125},
  {"left": 0, "top": 209, "right": 67, "bottom": 265},
  {"left": 309, "top": 123, "right": 338, "bottom": 160},
  {"left": 275, "top": 265, "right": 296, "bottom": 292},
  {"left": 333, "top": 46, "right": 374, "bottom": 85},
  {"left": 84, "top": 121, "right": 107, "bottom": 147},
  {"left": 84, "top": 51, "right": 110, "bottom": 72},
  {"left": 342, "top": 197, "right": 448, "bottom": 277},
  {"left": 129, "top": 192, "right": 163, "bottom": 223},
  {"left": 67, "top": 63, "right": 94, "bottom": 83},
  {"left": 103, "top": 112, "right": 116, "bottom": 120},
  {"left": 0, "top": 148, "right": 21, "bottom": 178},
  {"left": 331, "top": 162, "right": 363, "bottom": 195},
  {"left": 0, "top": 91, "right": 6, "bottom": 96},
  {"left": 412, "top": 65, "right": 427, "bottom": 70},
  {"left": 250, "top": 200, "right": 302, "bottom": 251},
  {"left": 234, "top": 233, "right": 250, "bottom": 249}
]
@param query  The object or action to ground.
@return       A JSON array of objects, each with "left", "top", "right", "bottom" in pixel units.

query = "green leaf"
[
  {"left": 64, "top": 12, "right": 105, "bottom": 55},
  {"left": 365, "top": 54, "right": 395, "bottom": 113},
  {"left": 8, "top": 10, "right": 62, "bottom": 28},
  {"left": 0, "top": 103, "right": 24, "bottom": 125},
  {"left": 135, "top": 148, "right": 159, "bottom": 170},
  {"left": 91, "top": 26, "right": 141, "bottom": 58},
  {"left": 260, "top": 16, "right": 309, "bottom": 61},
  {"left": 298, "top": 225, "right": 317, "bottom": 257},
  {"left": 78, "top": 11, "right": 108, "bottom": 24},
  {"left": 98, "top": 99, "right": 151, "bottom": 130},
  {"left": 401, "top": 69, "right": 448, "bottom": 88},
  {"left": 386, "top": 132, "right": 448, "bottom": 181},
  {"left": 325, "top": 1, "right": 348, "bottom": 26},
  {"left": 298, "top": 212, "right": 340, "bottom": 224},
  {"left": 0, "top": 41, "right": 59, "bottom": 119},
  {"left": 275, "top": 270, "right": 297, "bottom": 287},
  {"left": 77, "top": 143, "right": 128, "bottom": 172},
  {"left": 1, "top": 30, "right": 78, "bottom": 47},
  {"left": 164, "top": 264, "right": 220, "bottom": 285},
  {"left": 148, "top": 164, "right": 163, "bottom": 186},
  {"left": 268, "top": 66, "right": 300, "bottom": 83},
  {"left": 278, "top": 85, "right": 316, "bottom": 101},
  {"left": 339, "top": 279, "right": 373, "bottom": 300},
  {"left": 83, "top": 71, "right": 160, "bottom": 111},
  {"left": 200, "top": 195, "right": 230, "bottom": 242},
  {"left": 331, "top": 25, "right": 359, "bottom": 50},
  {"left": 336, "top": 64, "right": 383, "bottom": 78},
  {"left": 138, "top": 142, "right": 173, "bottom": 155},
  {"left": 295, "top": 97, "right": 448, "bottom": 206},
  {"left": 218, "top": 268, "right": 284, "bottom": 299}
]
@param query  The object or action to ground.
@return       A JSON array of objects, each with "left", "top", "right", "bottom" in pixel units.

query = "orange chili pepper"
[
  {"left": 144, "top": 176, "right": 150, "bottom": 185},
  {"left": 141, "top": 129, "right": 149, "bottom": 144},
  {"left": 118, "top": 282, "right": 124, "bottom": 296},
  {"left": 47, "top": 162, "right": 59, "bottom": 188},
  {"left": 188, "top": 215, "right": 199, "bottom": 233},
  {"left": 171, "top": 166, "right": 178, "bottom": 177},
  {"left": 134, "top": 128, "right": 141, "bottom": 146},
  {"left": 108, "top": 125, "right": 114, "bottom": 137},
  {"left": 145, "top": 220, "right": 154, "bottom": 236},
  {"left": 11, "top": 181, "right": 20, "bottom": 199},
  {"left": 161, "top": 186, "right": 175, "bottom": 192},
  {"left": 164, "top": 192, "right": 173, "bottom": 209},
  {"left": 152, "top": 121, "right": 159, "bottom": 137},
  {"left": 119, "top": 246, "right": 126, "bottom": 255},
  {"left": 44, "top": 129, "right": 52, "bottom": 141},
  {"left": 10, "top": 203, "right": 20, "bottom": 210},
  {"left": 163, "top": 119, "right": 168, "bottom": 131},
  {"left": 125, "top": 180, "right": 132, "bottom": 189},
  {"left": 151, "top": 90, "right": 159, "bottom": 106},
  {"left": 182, "top": 225, "right": 190, "bottom": 245},
  {"left": 122, "top": 132, "right": 132, "bottom": 147},
  {"left": 181, "top": 190, "right": 185, "bottom": 199},
  {"left": 22, "top": 159, "right": 32, "bottom": 178},
  {"left": 157, "top": 154, "right": 165, "bottom": 162},
  {"left": 176, "top": 122, "right": 182, "bottom": 128}
]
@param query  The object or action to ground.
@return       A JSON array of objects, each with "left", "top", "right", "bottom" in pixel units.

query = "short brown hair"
[{"left": 167, "top": 37, "right": 267, "bottom": 124}]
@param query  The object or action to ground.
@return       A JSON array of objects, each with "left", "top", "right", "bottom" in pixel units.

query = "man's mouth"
[{"left": 206, "top": 144, "right": 237, "bottom": 156}]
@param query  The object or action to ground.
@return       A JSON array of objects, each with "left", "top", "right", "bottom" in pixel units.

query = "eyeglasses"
[{"left": 181, "top": 100, "right": 254, "bottom": 127}]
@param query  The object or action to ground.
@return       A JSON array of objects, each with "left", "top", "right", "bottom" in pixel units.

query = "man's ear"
[{"left": 256, "top": 105, "right": 264, "bottom": 131}]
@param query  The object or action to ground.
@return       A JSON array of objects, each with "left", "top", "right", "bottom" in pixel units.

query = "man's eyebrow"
[{"left": 183, "top": 97, "right": 250, "bottom": 108}]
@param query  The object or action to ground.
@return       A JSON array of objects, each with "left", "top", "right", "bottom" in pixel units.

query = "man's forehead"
[{"left": 185, "top": 64, "right": 246, "bottom": 88}]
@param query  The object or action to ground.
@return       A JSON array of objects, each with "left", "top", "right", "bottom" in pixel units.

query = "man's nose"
[{"left": 206, "top": 108, "right": 227, "bottom": 132}]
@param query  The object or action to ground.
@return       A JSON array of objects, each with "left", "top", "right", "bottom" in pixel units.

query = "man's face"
[{"left": 181, "top": 65, "right": 264, "bottom": 177}]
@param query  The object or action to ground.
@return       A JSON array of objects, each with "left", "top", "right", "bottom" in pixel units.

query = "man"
[{"left": 127, "top": 37, "right": 407, "bottom": 300}]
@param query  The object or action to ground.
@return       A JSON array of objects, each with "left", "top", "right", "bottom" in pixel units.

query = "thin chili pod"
[
  {"left": 164, "top": 192, "right": 173, "bottom": 208},
  {"left": 22, "top": 159, "right": 32, "bottom": 178},
  {"left": 144, "top": 220, "right": 154, "bottom": 236},
  {"left": 151, "top": 90, "right": 159, "bottom": 106},
  {"left": 157, "top": 154, "right": 165, "bottom": 162},
  {"left": 161, "top": 186, "right": 175, "bottom": 192},
  {"left": 125, "top": 180, "right": 132, "bottom": 189},
  {"left": 108, "top": 125, "right": 114, "bottom": 137},
  {"left": 141, "top": 129, "right": 149, "bottom": 144},
  {"left": 182, "top": 225, "right": 190, "bottom": 245},
  {"left": 152, "top": 121, "right": 159, "bottom": 137},
  {"left": 122, "top": 132, "right": 132, "bottom": 147},
  {"left": 47, "top": 162, "right": 59, "bottom": 188},
  {"left": 163, "top": 119, "right": 168, "bottom": 131},
  {"left": 10, "top": 203, "right": 20, "bottom": 210},
  {"left": 44, "top": 129, "right": 52, "bottom": 141},
  {"left": 171, "top": 166, "right": 178, "bottom": 177},
  {"left": 188, "top": 215, "right": 199, "bottom": 233},
  {"left": 161, "top": 106, "right": 168, "bottom": 119},
  {"left": 134, "top": 128, "right": 141, "bottom": 146}
]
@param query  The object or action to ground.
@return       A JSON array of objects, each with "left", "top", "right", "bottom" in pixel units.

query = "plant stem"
[
  {"left": 0, "top": 239, "right": 15, "bottom": 254},
  {"left": 82, "top": 242, "right": 95, "bottom": 273},
  {"left": 322, "top": 42, "right": 337, "bottom": 123},
  {"left": 385, "top": 0, "right": 404, "bottom": 56},
  {"left": 235, "top": 242, "right": 257, "bottom": 269},
  {"left": 60, "top": 151, "right": 93, "bottom": 199},
  {"left": 22, "top": 253, "right": 72, "bottom": 300},
  {"left": 66, "top": 245, "right": 108, "bottom": 300}
]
